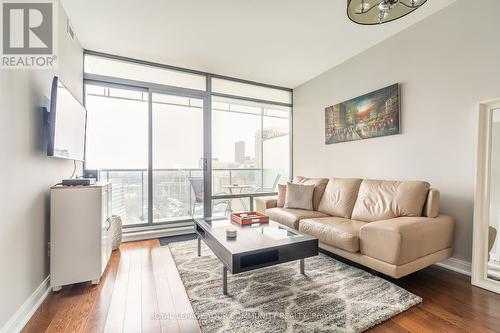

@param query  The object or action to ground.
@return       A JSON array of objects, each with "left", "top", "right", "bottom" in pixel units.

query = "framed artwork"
[{"left": 325, "top": 83, "right": 400, "bottom": 144}]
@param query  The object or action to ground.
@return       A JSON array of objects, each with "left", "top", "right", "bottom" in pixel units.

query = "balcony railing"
[{"left": 98, "top": 168, "right": 279, "bottom": 226}]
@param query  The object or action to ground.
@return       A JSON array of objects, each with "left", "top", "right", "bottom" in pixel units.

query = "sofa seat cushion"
[
  {"left": 351, "top": 179, "right": 430, "bottom": 222},
  {"left": 265, "top": 207, "right": 328, "bottom": 230},
  {"left": 299, "top": 217, "right": 367, "bottom": 253},
  {"left": 318, "top": 178, "right": 363, "bottom": 218},
  {"left": 359, "top": 215, "right": 454, "bottom": 265}
]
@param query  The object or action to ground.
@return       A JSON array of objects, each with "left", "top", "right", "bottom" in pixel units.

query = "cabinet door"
[
  {"left": 101, "top": 186, "right": 111, "bottom": 275},
  {"left": 106, "top": 185, "right": 113, "bottom": 257}
]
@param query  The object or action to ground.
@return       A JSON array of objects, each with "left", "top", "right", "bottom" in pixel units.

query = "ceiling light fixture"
[{"left": 347, "top": 0, "right": 428, "bottom": 25}]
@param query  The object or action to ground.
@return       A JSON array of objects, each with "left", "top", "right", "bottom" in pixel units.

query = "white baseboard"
[
  {"left": 435, "top": 257, "right": 472, "bottom": 276},
  {"left": 1, "top": 276, "right": 51, "bottom": 333},
  {"left": 123, "top": 226, "right": 194, "bottom": 242}
]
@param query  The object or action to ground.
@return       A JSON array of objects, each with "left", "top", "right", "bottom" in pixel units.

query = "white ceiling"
[{"left": 61, "top": 0, "right": 455, "bottom": 88}]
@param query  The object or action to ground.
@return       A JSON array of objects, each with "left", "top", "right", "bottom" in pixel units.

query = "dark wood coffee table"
[{"left": 194, "top": 216, "right": 319, "bottom": 295}]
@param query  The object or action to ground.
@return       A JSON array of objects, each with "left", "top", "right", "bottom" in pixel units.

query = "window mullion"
[{"left": 147, "top": 89, "right": 153, "bottom": 226}]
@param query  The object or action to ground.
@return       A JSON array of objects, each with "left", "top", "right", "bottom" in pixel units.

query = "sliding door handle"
[{"left": 105, "top": 218, "right": 111, "bottom": 231}]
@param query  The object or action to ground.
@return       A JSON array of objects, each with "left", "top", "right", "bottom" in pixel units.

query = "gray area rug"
[{"left": 168, "top": 240, "right": 422, "bottom": 333}]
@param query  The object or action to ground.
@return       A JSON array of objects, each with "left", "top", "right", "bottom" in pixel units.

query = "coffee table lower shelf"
[{"left": 198, "top": 236, "right": 308, "bottom": 295}]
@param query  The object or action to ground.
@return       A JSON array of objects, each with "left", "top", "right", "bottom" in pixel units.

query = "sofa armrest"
[
  {"left": 423, "top": 188, "right": 440, "bottom": 218},
  {"left": 359, "top": 215, "right": 454, "bottom": 265},
  {"left": 255, "top": 196, "right": 278, "bottom": 213}
]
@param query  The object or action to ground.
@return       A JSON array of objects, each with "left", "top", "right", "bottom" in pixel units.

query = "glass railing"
[{"left": 98, "top": 168, "right": 280, "bottom": 226}]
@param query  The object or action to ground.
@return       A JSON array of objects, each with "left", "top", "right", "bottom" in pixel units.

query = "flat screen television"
[{"left": 47, "top": 76, "right": 87, "bottom": 161}]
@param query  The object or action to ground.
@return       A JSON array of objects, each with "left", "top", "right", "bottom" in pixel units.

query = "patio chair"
[{"left": 188, "top": 177, "right": 231, "bottom": 216}]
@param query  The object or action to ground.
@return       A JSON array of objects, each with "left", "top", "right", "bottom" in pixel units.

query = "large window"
[{"left": 84, "top": 53, "right": 292, "bottom": 228}]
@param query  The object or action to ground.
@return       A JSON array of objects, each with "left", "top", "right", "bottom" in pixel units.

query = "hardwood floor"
[
  {"left": 23, "top": 240, "right": 200, "bottom": 333},
  {"left": 23, "top": 239, "right": 500, "bottom": 333},
  {"left": 369, "top": 266, "right": 500, "bottom": 333}
]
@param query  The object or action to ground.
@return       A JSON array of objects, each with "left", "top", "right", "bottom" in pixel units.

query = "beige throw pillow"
[
  {"left": 277, "top": 184, "right": 286, "bottom": 207},
  {"left": 284, "top": 182, "right": 315, "bottom": 211},
  {"left": 293, "top": 176, "right": 329, "bottom": 211}
]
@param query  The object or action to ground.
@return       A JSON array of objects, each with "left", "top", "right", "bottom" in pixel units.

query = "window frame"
[{"left": 83, "top": 50, "right": 293, "bottom": 229}]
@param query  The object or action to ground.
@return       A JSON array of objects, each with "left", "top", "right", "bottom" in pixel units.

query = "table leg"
[
  {"left": 300, "top": 258, "right": 305, "bottom": 274},
  {"left": 222, "top": 266, "right": 228, "bottom": 295},
  {"left": 197, "top": 236, "right": 201, "bottom": 257}
]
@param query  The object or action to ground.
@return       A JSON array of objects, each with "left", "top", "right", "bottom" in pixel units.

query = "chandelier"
[{"left": 347, "top": 0, "right": 428, "bottom": 25}]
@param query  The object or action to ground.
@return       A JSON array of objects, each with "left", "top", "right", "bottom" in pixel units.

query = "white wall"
[
  {"left": 293, "top": 0, "right": 500, "bottom": 263},
  {"left": 0, "top": 2, "right": 83, "bottom": 328}
]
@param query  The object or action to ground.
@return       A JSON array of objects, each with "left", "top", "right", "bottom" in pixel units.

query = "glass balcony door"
[
  {"left": 211, "top": 97, "right": 291, "bottom": 214},
  {"left": 85, "top": 82, "right": 210, "bottom": 228},
  {"left": 152, "top": 92, "right": 207, "bottom": 224},
  {"left": 85, "top": 83, "right": 149, "bottom": 227}
]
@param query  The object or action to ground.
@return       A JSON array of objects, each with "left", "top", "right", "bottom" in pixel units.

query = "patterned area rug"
[{"left": 168, "top": 240, "right": 422, "bottom": 333}]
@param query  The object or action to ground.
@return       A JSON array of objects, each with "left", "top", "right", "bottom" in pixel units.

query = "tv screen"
[{"left": 47, "top": 77, "right": 87, "bottom": 161}]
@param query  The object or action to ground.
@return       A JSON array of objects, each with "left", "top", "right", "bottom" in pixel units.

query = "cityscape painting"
[{"left": 325, "top": 84, "right": 400, "bottom": 144}]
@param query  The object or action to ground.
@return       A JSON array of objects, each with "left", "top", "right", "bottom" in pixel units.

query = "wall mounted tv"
[{"left": 47, "top": 76, "right": 87, "bottom": 161}]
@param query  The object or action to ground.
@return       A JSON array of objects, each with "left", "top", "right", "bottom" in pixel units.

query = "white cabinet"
[{"left": 50, "top": 183, "right": 112, "bottom": 291}]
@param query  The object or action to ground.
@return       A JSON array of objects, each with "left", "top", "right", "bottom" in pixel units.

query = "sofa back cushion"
[
  {"left": 318, "top": 178, "right": 363, "bottom": 218},
  {"left": 351, "top": 179, "right": 430, "bottom": 222},
  {"left": 293, "top": 176, "right": 329, "bottom": 211}
]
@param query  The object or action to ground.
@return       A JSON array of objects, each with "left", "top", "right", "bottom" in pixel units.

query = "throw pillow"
[
  {"left": 293, "top": 176, "right": 329, "bottom": 211},
  {"left": 284, "top": 182, "right": 315, "bottom": 210},
  {"left": 277, "top": 184, "right": 286, "bottom": 208}
]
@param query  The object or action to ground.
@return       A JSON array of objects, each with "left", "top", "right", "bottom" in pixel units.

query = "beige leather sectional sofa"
[{"left": 255, "top": 177, "right": 455, "bottom": 278}]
